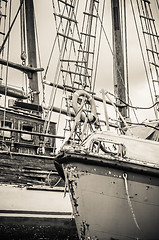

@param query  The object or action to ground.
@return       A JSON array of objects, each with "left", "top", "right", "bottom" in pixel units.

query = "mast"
[
  {"left": 24, "top": 0, "right": 39, "bottom": 105},
  {"left": 111, "top": 0, "right": 127, "bottom": 120}
]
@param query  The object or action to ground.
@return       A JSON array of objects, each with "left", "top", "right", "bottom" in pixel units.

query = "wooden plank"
[
  {"left": 25, "top": 0, "right": 39, "bottom": 105},
  {"left": 0, "top": 153, "right": 63, "bottom": 186},
  {"left": 0, "top": 84, "right": 27, "bottom": 99},
  {"left": 0, "top": 58, "right": 44, "bottom": 73},
  {"left": 111, "top": 0, "right": 127, "bottom": 119},
  {"left": 0, "top": 127, "right": 64, "bottom": 139}
]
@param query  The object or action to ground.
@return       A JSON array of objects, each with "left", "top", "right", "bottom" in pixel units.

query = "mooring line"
[{"left": 123, "top": 173, "right": 140, "bottom": 231}]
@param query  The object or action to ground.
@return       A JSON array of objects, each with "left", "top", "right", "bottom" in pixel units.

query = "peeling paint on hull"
[
  {"left": 55, "top": 131, "right": 159, "bottom": 239},
  {"left": 61, "top": 161, "right": 159, "bottom": 240}
]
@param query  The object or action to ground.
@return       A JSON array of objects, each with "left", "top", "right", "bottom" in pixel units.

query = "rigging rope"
[
  {"left": 89, "top": 0, "right": 99, "bottom": 90},
  {"left": 3, "top": 0, "right": 12, "bottom": 143},
  {"left": 44, "top": 0, "right": 91, "bottom": 138},
  {"left": 94, "top": 3, "right": 139, "bottom": 123},
  {"left": 129, "top": 122, "right": 159, "bottom": 132},
  {"left": 155, "top": 0, "right": 159, "bottom": 15},
  {"left": 72, "top": 0, "right": 88, "bottom": 87},
  {"left": 107, "top": 91, "right": 159, "bottom": 110},
  {"left": 0, "top": 0, "right": 8, "bottom": 80},
  {"left": 0, "top": 0, "right": 24, "bottom": 54},
  {"left": 43, "top": 0, "right": 80, "bottom": 135},
  {"left": 34, "top": 7, "right": 45, "bottom": 105},
  {"left": 130, "top": 0, "right": 157, "bottom": 118},
  {"left": 48, "top": 0, "right": 98, "bottom": 140},
  {"left": 92, "top": 0, "right": 105, "bottom": 92},
  {"left": 137, "top": 0, "right": 159, "bottom": 98}
]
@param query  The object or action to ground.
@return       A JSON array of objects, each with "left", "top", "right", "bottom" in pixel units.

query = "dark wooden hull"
[
  {"left": 0, "top": 109, "right": 74, "bottom": 236},
  {"left": 55, "top": 152, "right": 159, "bottom": 240},
  {"left": 0, "top": 108, "right": 59, "bottom": 187},
  {"left": 0, "top": 151, "right": 61, "bottom": 187},
  {"left": 0, "top": 154, "right": 74, "bottom": 238}
]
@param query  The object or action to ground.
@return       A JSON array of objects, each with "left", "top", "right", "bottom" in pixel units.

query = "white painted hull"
[
  {"left": 55, "top": 131, "right": 159, "bottom": 239},
  {"left": 63, "top": 161, "right": 159, "bottom": 240},
  {"left": 0, "top": 185, "right": 79, "bottom": 239},
  {"left": 0, "top": 184, "right": 72, "bottom": 219}
]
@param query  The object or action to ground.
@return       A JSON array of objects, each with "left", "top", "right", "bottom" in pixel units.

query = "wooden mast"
[
  {"left": 111, "top": 0, "right": 127, "bottom": 120},
  {"left": 24, "top": 0, "right": 39, "bottom": 105}
]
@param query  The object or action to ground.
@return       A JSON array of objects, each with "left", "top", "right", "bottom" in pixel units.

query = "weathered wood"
[
  {"left": 25, "top": 0, "right": 39, "bottom": 104},
  {"left": 111, "top": 0, "right": 127, "bottom": 119},
  {"left": 0, "top": 58, "right": 44, "bottom": 73},
  {"left": 0, "top": 84, "right": 27, "bottom": 99},
  {"left": 0, "top": 154, "right": 64, "bottom": 187},
  {"left": 0, "top": 127, "right": 64, "bottom": 139},
  {"left": 43, "top": 81, "right": 126, "bottom": 108},
  {"left": 0, "top": 109, "right": 58, "bottom": 187},
  {"left": 8, "top": 100, "right": 43, "bottom": 112}
]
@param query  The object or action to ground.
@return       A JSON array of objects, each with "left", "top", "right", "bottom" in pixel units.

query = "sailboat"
[
  {"left": 0, "top": 0, "right": 75, "bottom": 238},
  {"left": 52, "top": 0, "right": 159, "bottom": 239},
  {"left": 0, "top": 0, "right": 158, "bottom": 239}
]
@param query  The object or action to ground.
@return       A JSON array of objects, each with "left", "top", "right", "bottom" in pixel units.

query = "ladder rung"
[
  {"left": 153, "top": 79, "right": 159, "bottom": 82},
  {"left": 78, "top": 50, "right": 94, "bottom": 54},
  {"left": 0, "top": 32, "right": 5, "bottom": 35},
  {"left": 2, "top": 0, "right": 8, "bottom": 2},
  {"left": 61, "top": 69, "right": 90, "bottom": 77},
  {"left": 73, "top": 81, "right": 89, "bottom": 87},
  {"left": 63, "top": 84, "right": 95, "bottom": 95},
  {"left": 54, "top": 13, "right": 78, "bottom": 23},
  {"left": 58, "top": 0, "right": 74, "bottom": 8},
  {"left": 63, "top": 128, "right": 71, "bottom": 131},
  {"left": 83, "top": 12, "right": 98, "bottom": 18},
  {"left": 142, "top": 0, "right": 150, "bottom": 3},
  {"left": 0, "top": 13, "right": 7, "bottom": 17},
  {"left": 75, "top": 64, "right": 93, "bottom": 71},
  {"left": 81, "top": 32, "right": 96, "bottom": 38},
  {"left": 143, "top": 32, "right": 159, "bottom": 37},
  {"left": 60, "top": 59, "right": 87, "bottom": 63},
  {"left": 149, "top": 62, "right": 159, "bottom": 67},
  {"left": 65, "top": 117, "right": 72, "bottom": 121},
  {"left": 58, "top": 33, "right": 82, "bottom": 44},
  {"left": 147, "top": 49, "right": 159, "bottom": 55},
  {"left": 140, "top": 15, "right": 154, "bottom": 21}
]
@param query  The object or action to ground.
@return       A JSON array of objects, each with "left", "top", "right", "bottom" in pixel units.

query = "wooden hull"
[
  {"left": 0, "top": 149, "right": 75, "bottom": 236},
  {"left": 0, "top": 151, "right": 72, "bottom": 217},
  {"left": 0, "top": 151, "right": 73, "bottom": 222},
  {"left": 0, "top": 152, "right": 60, "bottom": 186},
  {"left": 0, "top": 108, "right": 77, "bottom": 237},
  {"left": 55, "top": 144, "right": 159, "bottom": 240}
]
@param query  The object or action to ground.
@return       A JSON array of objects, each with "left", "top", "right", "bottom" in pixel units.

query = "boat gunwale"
[
  {"left": 82, "top": 130, "right": 159, "bottom": 147},
  {"left": 55, "top": 151, "right": 159, "bottom": 179}
]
